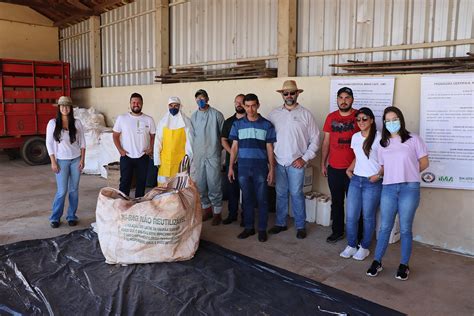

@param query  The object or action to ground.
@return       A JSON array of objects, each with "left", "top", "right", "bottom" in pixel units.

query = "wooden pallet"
[
  {"left": 155, "top": 61, "right": 277, "bottom": 83},
  {"left": 330, "top": 54, "right": 474, "bottom": 75}
]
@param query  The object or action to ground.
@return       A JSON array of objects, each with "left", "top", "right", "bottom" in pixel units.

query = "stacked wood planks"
[
  {"left": 155, "top": 61, "right": 277, "bottom": 83},
  {"left": 330, "top": 55, "right": 474, "bottom": 75}
]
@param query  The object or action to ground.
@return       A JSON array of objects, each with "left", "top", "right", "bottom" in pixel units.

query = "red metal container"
[{"left": 0, "top": 59, "right": 70, "bottom": 165}]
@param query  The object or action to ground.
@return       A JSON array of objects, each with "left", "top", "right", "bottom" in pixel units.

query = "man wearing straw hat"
[{"left": 267, "top": 80, "right": 320, "bottom": 239}]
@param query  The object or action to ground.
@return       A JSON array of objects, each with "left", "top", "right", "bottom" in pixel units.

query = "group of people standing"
[{"left": 45, "top": 80, "right": 429, "bottom": 280}]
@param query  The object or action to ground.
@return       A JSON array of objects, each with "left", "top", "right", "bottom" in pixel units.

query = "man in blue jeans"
[
  {"left": 267, "top": 80, "right": 320, "bottom": 239},
  {"left": 228, "top": 93, "right": 276, "bottom": 242}
]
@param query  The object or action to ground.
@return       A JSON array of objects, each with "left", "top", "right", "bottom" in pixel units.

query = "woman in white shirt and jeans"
[
  {"left": 46, "top": 96, "right": 86, "bottom": 228},
  {"left": 340, "top": 107, "right": 382, "bottom": 261}
]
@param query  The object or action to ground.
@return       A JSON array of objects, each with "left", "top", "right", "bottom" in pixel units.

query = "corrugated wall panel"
[
  {"left": 101, "top": 0, "right": 156, "bottom": 87},
  {"left": 297, "top": 0, "right": 473, "bottom": 76},
  {"left": 170, "top": 0, "right": 278, "bottom": 69},
  {"left": 60, "top": 20, "right": 91, "bottom": 88}
]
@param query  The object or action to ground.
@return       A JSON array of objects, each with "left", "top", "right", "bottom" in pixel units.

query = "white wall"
[{"left": 72, "top": 74, "right": 474, "bottom": 255}]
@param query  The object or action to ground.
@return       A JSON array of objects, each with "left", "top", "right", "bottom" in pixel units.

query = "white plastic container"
[
  {"left": 375, "top": 211, "right": 400, "bottom": 244},
  {"left": 316, "top": 195, "right": 332, "bottom": 226},
  {"left": 304, "top": 193, "right": 317, "bottom": 223}
]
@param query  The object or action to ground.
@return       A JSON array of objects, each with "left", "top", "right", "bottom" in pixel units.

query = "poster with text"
[
  {"left": 420, "top": 73, "right": 474, "bottom": 190},
  {"left": 330, "top": 77, "right": 395, "bottom": 129}
]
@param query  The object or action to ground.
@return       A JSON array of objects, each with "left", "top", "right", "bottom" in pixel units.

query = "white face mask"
[{"left": 385, "top": 120, "right": 401, "bottom": 133}]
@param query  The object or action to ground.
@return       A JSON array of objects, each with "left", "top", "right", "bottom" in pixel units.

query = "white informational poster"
[
  {"left": 330, "top": 77, "right": 395, "bottom": 128},
  {"left": 419, "top": 73, "right": 474, "bottom": 190}
]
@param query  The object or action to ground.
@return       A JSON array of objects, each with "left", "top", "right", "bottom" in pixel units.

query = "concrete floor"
[{"left": 1, "top": 154, "right": 473, "bottom": 315}]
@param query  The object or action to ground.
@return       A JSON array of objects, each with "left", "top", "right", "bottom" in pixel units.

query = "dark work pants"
[
  {"left": 120, "top": 155, "right": 149, "bottom": 198},
  {"left": 225, "top": 164, "right": 241, "bottom": 220},
  {"left": 327, "top": 165, "right": 363, "bottom": 239}
]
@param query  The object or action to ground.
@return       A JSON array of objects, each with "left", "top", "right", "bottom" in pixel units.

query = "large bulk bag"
[{"left": 96, "top": 173, "right": 202, "bottom": 264}]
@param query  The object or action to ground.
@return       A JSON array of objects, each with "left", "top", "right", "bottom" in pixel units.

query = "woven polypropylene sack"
[{"left": 96, "top": 173, "right": 202, "bottom": 264}]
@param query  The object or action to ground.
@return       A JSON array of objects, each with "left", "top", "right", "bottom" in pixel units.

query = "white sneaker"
[
  {"left": 340, "top": 246, "right": 357, "bottom": 258},
  {"left": 353, "top": 247, "right": 370, "bottom": 261}
]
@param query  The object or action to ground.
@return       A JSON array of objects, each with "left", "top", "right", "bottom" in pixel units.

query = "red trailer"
[{"left": 0, "top": 59, "right": 70, "bottom": 165}]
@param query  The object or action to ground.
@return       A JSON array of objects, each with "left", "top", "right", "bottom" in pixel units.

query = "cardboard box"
[
  {"left": 304, "top": 166, "right": 313, "bottom": 186},
  {"left": 105, "top": 162, "right": 136, "bottom": 190}
]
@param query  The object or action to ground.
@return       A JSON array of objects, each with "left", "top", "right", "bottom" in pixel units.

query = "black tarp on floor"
[{"left": 0, "top": 229, "right": 403, "bottom": 315}]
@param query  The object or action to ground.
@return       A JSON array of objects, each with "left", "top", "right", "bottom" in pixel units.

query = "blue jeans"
[
  {"left": 374, "top": 182, "right": 420, "bottom": 265},
  {"left": 275, "top": 164, "right": 305, "bottom": 229},
  {"left": 238, "top": 166, "right": 268, "bottom": 231},
  {"left": 346, "top": 175, "right": 382, "bottom": 249},
  {"left": 50, "top": 157, "right": 81, "bottom": 222}
]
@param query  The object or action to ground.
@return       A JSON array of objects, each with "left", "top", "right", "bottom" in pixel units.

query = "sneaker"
[
  {"left": 339, "top": 246, "right": 357, "bottom": 258},
  {"left": 326, "top": 233, "right": 345, "bottom": 243},
  {"left": 258, "top": 230, "right": 268, "bottom": 242},
  {"left": 222, "top": 216, "right": 237, "bottom": 225},
  {"left": 50, "top": 221, "right": 60, "bottom": 228},
  {"left": 366, "top": 260, "right": 383, "bottom": 277},
  {"left": 268, "top": 225, "right": 288, "bottom": 234},
  {"left": 237, "top": 228, "right": 256, "bottom": 239},
  {"left": 296, "top": 229, "right": 307, "bottom": 239},
  {"left": 68, "top": 220, "right": 78, "bottom": 227},
  {"left": 353, "top": 247, "right": 370, "bottom": 261},
  {"left": 395, "top": 264, "right": 410, "bottom": 281}
]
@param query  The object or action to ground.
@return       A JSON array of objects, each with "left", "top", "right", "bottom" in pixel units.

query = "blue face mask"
[
  {"left": 385, "top": 120, "right": 401, "bottom": 134},
  {"left": 197, "top": 99, "right": 207, "bottom": 109},
  {"left": 169, "top": 108, "right": 179, "bottom": 116}
]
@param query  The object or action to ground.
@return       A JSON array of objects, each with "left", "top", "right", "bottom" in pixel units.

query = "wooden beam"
[
  {"left": 155, "top": 0, "right": 170, "bottom": 76},
  {"left": 89, "top": 16, "right": 102, "bottom": 88},
  {"left": 66, "top": 0, "right": 93, "bottom": 12},
  {"left": 330, "top": 56, "right": 474, "bottom": 67},
  {"left": 297, "top": 39, "right": 474, "bottom": 58},
  {"left": 53, "top": 0, "right": 131, "bottom": 27},
  {"left": 277, "top": 0, "right": 297, "bottom": 77}
]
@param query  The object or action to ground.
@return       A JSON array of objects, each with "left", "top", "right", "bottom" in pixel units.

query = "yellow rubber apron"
[{"left": 158, "top": 127, "right": 186, "bottom": 184}]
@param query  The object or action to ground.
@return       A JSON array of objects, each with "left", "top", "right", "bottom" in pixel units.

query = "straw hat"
[
  {"left": 54, "top": 96, "right": 74, "bottom": 107},
  {"left": 276, "top": 80, "right": 304, "bottom": 93}
]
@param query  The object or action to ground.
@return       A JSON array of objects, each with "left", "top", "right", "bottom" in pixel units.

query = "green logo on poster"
[{"left": 438, "top": 176, "right": 454, "bottom": 182}]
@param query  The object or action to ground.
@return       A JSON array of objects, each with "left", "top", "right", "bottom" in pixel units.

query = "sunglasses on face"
[
  {"left": 356, "top": 116, "right": 370, "bottom": 122},
  {"left": 282, "top": 91, "right": 297, "bottom": 96}
]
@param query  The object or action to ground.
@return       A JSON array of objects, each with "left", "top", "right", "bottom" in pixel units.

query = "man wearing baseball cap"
[
  {"left": 321, "top": 87, "right": 361, "bottom": 243},
  {"left": 153, "top": 96, "right": 193, "bottom": 185}
]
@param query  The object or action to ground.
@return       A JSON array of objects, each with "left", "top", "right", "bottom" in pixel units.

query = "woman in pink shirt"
[{"left": 366, "top": 106, "right": 429, "bottom": 281}]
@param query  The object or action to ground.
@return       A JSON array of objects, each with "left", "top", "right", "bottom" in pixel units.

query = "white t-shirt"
[
  {"left": 113, "top": 113, "right": 156, "bottom": 159},
  {"left": 351, "top": 131, "right": 381, "bottom": 177},
  {"left": 46, "top": 119, "right": 86, "bottom": 160}
]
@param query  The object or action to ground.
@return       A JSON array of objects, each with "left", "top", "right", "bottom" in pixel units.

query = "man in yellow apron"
[{"left": 153, "top": 97, "right": 193, "bottom": 185}]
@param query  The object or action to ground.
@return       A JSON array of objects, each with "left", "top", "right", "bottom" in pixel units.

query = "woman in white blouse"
[{"left": 46, "top": 96, "right": 86, "bottom": 228}]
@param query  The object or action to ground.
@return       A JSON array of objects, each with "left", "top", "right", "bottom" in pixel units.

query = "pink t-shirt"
[{"left": 378, "top": 134, "right": 428, "bottom": 185}]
